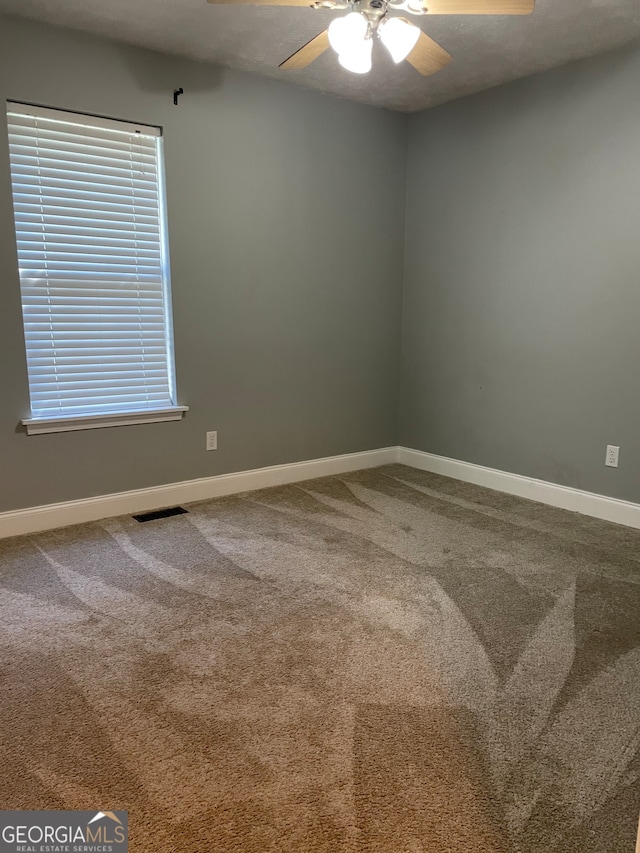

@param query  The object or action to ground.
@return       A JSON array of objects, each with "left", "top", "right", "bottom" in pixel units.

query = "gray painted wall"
[
  {"left": 400, "top": 42, "right": 640, "bottom": 503},
  {"left": 0, "top": 15, "right": 406, "bottom": 512},
  {"left": 3, "top": 15, "right": 639, "bottom": 514}
]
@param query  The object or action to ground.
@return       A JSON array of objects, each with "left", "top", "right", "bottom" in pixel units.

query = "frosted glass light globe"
[
  {"left": 338, "top": 37, "right": 373, "bottom": 74},
  {"left": 328, "top": 12, "right": 368, "bottom": 56},
  {"left": 379, "top": 16, "right": 420, "bottom": 63}
]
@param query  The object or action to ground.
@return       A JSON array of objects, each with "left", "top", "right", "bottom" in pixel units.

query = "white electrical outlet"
[
  {"left": 605, "top": 445, "right": 619, "bottom": 468},
  {"left": 206, "top": 431, "right": 218, "bottom": 452}
]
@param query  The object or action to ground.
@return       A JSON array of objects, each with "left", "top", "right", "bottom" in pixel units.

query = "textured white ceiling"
[{"left": 1, "top": 0, "right": 639, "bottom": 111}]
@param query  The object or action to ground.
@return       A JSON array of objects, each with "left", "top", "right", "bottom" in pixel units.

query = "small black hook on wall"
[{"left": 173, "top": 88, "right": 184, "bottom": 106}]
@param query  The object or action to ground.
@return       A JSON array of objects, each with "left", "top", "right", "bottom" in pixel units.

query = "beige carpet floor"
[{"left": 0, "top": 464, "right": 639, "bottom": 852}]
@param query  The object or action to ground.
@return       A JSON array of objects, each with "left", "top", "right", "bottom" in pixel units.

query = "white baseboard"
[
  {"left": 398, "top": 446, "right": 640, "bottom": 530},
  {"left": 3, "top": 445, "right": 639, "bottom": 540},
  {"left": 0, "top": 447, "right": 398, "bottom": 540}
]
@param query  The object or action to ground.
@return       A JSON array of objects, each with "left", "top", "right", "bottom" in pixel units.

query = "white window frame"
[{"left": 6, "top": 102, "right": 187, "bottom": 435}]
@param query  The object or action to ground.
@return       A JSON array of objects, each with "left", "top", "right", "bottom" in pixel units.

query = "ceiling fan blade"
[
  {"left": 208, "top": 0, "right": 314, "bottom": 6},
  {"left": 425, "top": 0, "right": 534, "bottom": 13},
  {"left": 279, "top": 30, "right": 330, "bottom": 69},
  {"left": 406, "top": 31, "right": 452, "bottom": 76}
]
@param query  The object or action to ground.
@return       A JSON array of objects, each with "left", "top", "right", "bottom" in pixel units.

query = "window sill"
[{"left": 22, "top": 406, "right": 189, "bottom": 435}]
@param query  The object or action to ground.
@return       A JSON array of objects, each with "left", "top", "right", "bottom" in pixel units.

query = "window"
[{"left": 6, "top": 102, "right": 187, "bottom": 434}]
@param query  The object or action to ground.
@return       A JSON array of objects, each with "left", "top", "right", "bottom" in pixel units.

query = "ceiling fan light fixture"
[{"left": 379, "top": 16, "right": 420, "bottom": 63}]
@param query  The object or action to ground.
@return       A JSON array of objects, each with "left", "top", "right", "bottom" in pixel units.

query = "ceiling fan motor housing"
[{"left": 355, "top": 0, "right": 388, "bottom": 24}]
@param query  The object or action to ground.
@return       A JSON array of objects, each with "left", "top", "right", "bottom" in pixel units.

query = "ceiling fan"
[{"left": 207, "top": 0, "right": 534, "bottom": 76}]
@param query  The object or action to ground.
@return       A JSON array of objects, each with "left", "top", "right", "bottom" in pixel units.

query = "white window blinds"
[{"left": 6, "top": 103, "right": 181, "bottom": 427}]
